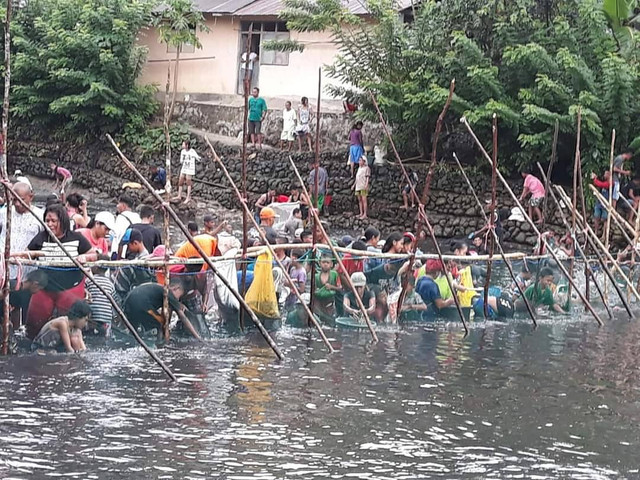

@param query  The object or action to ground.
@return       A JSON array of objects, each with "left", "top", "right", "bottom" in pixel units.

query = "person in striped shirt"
[{"left": 86, "top": 256, "right": 115, "bottom": 338}]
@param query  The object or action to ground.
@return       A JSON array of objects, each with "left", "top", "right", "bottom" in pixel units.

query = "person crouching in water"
[
  {"left": 471, "top": 291, "right": 515, "bottom": 320},
  {"left": 31, "top": 300, "right": 90, "bottom": 353},
  {"left": 515, "top": 267, "right": 568, "bottom": 314},
  {"left": 415, "top": 260, "right": 455, "bottom": 318},
  {"left": 343, "top": 272, "right": 375, "bottom": 318}
]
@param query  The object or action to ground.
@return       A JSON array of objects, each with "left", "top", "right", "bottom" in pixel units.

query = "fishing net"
[{"left": 245, "top": 250, "right": 280, "bottom": 319}]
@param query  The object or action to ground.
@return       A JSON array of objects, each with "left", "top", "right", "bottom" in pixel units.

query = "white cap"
[
  {"left": 94, "top": 211, "right": 116, "bottom": 231},
  {"left": 351, "top": 271, "right": 367, "bottom": 287},
  {"left": 508, "top": 207, "right": 525, "bottom": 222}
]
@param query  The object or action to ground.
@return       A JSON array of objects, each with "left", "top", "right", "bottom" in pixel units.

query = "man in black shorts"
[
  {"left": 123, "top": 279, "right": 202, "bottom": 341},
  {"left": 472, "top": 292, "right": 514, "bottom": 320},
  {"left": 248, "top": 87, "right": 267, "bottom": 150}
]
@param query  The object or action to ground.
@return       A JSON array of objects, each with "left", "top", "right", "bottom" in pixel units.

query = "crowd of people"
[{"left": 1, "top": 169, "right": 241, "bottom": 353}]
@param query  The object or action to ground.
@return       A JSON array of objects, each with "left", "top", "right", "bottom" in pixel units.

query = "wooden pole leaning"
[
  {"left": 288, "top": 155, "right": 379, "bottom": 342},
  {"left": 106, "top": 135, "right": 285, "bottom": 360},
  {"left": 1, "top": 0, "right": 12, "bottom": 355},
  {"left": 461, "top": 117, "right": 603, "bottom": 326},
  {"left": 369, "top": 90, "right": 469, "bottom": 334},
  {"left": 309, "top": 67, "right": 322, "bottom": 321},
  {"left": 1, "top": 181, "right": 178, "bottom": 380},
  {"left": 536, "top": 163, "right": 618, "bottom": 319},
  {"left": 454, "top": 153, "right": 537, "bottom": 326},
  {"left": 568, "top": 108, "right": 582, "bottom": 300},
  {"left": 483, "top": 114, "right": 498, "bottom": 319},
  {"left": 239, "top": 23, "right": 253, "bottom": 332},
  {"left": 398, "top": 78, "right": 455, "bottom": 311},
  {"left": 589, "top": 185, "right": 640, "bottom": 251},
  {"left": 541, "top": 119, "right": 559, "bottom": 228},
  {"left": 555, "top": 185, "right": 640, "bottom": 306},
  {"left": 208, "top": 139, "right": 335, "bottom": 353}
]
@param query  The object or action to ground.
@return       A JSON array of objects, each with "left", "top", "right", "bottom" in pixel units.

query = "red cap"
[{"left": 425, "top": 259, "right": 444, "bottom": 273}]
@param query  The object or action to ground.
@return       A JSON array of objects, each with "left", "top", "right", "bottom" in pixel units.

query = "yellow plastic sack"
[
  {"left": 457, "top": 266, "right": 475, "bottom": 307},
  {"left": 245, "top": 251, "right": 280, "bottom": 319}
]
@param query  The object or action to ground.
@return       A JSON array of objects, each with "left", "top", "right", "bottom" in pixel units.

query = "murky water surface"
[{"left": 1, "top": 315, "right": 640, "bottom": 479}]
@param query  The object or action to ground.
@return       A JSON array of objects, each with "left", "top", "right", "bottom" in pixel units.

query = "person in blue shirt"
[{"left": 415, "top": 259, "right": 454, "bottom": 319}]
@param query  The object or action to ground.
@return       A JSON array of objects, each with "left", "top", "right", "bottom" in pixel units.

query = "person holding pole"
[{"left": 612, "top": 149, "right": 634, "bottom": 208}]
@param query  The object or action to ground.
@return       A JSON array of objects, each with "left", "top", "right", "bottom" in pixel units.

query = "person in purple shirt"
[{"left": 348, "top": 121, "right": 364, "bottom": 177}]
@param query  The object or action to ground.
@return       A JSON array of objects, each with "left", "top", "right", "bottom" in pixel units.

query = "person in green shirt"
[
  {"left": 515, "top": 267, "right": 567, "bottom": 314},
  {"left": 248, "top": 87, "right": 268, "bottom": 150}
]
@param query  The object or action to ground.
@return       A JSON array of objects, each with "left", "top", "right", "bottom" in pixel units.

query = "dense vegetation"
[{"left": 279, "top": 0, "right": 640, "bottom": 173}]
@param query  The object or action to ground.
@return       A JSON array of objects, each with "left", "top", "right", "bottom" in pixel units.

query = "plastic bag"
[{"left": 245, "top": 250, "right": 280, "bottom": 318}]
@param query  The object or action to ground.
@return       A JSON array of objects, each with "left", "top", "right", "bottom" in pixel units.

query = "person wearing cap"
[
  {"left": 415, "top": 259, "right": 455, "bottom": 318},
  {"left": 0, "top": 181, "right": 44, "bottom": 280},
  {"left": 343, "top": 271, "right": 375, "bottom": 317},
  {"left": 76, "top": 211, "right": 116, "bottom": 255},
  {"left": 257, "top": 206, "right": 278, "bottom": 244}
]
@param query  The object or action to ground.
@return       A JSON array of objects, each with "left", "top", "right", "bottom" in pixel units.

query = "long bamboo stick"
[
  {"left": 288, "top": 155, "right": 379, "bottom": 341},
  {"left": 208, "top": 138, "right": 335, "bottom": 353},
  {"left": 161, "top": 61, "right": 172, "bottom": 342},
  {"left": 556, "top": 185, "right": 640, "bottom": 305},
  {"left": 541, "top": 119, "right": 559, "bottom": 228},
  {"left": 369, "top": 91, "right": 469, "bottom": 333},
  {"left": 483, "top": 114, "right": 498, "bottom": 318},
  {"left": 568, "top": 108, "right": 582, "bottom": 301},
  {"left": 454, "top": 153, "right": 537, "bottom": 325},
  {"left": 589, "top": 185, "right": 640, "bottom": 250},
  {"left": 1, "top": 181, "right": 177, "bottom": 380},
  {"left": 106, "top": 134, "right": 285, "bottom": 360},
  {"left": 1, "top": 0, "right": 11, "bottom": 355},
  {"left": 536, "top": 163, "right": 618, "bottom": 319},
  {"left": 239, "top": 23, "right": 253, "bottom": 332},
  {"left": 604, "top": 130, "right": 617, "bottom": 303},
  {"left": 461, "top": 117, "right": 603, "bottom": 325},
  {"left": 398, "top": 79, "right": 456, "bottom": 311},
  {"left": 309, "top": 67, "right": 322, "bottom": 322}
]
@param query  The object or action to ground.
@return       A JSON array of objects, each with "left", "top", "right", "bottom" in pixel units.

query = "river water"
[{"left": 1, "top": 313, "right": 640, "bottom": 479}]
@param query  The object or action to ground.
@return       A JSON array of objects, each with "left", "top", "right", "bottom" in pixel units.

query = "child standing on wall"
[
  {"left": 176, "top": 140, "right": 200, "bottom": 205},
  {"left": 353, "top": 155, "right": 370, "bottom": 219}
]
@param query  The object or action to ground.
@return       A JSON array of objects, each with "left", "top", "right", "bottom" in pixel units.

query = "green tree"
[
  {"left": 274, "top": 0, "right": 640, "bottom": 174},
  {"left": 3, "top": 0, "right": 157, "bottom": 138}
]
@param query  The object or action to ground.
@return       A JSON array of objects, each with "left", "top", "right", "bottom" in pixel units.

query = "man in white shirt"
[
  {"left": 0, "top": 182, "right": 44, "bottom": 280},
  {"left": 110, "top": 194, "right": 141, "bottom": 258}
]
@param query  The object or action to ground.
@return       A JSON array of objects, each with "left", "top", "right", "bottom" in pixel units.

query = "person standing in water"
[{"left": 176, "top": 140, "right": 201, "bottom": 204}]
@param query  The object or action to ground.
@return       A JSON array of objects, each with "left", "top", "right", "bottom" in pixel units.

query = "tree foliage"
[
  {"left": 1, "top": 0, "right": 157, "bottom": 139},
  {"left": 278, "top": 0, "right": 640, "bottom": 173}
]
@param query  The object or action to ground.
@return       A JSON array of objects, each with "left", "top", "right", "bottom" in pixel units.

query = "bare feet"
[{"left": 183, "top": 198, "right": 191, "bottom": 205}]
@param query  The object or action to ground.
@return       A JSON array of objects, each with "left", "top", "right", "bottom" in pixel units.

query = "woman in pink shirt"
[
  {"left": 519, "top": 172, "right": 545, "bottom": 224},
  {"left": 76, "top": 211, "right": 116, "bottom": 255},
  {"left": 51, "top": 163, "right": 73, "bottom": 200}
]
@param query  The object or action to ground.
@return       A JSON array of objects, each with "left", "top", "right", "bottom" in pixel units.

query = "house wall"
[{"left": 138, "top": 16, "right": 343, "bottom": 100}]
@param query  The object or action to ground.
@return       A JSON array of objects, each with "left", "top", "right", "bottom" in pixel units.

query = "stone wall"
[
  {"left": 174, "top": 100, "right": 387, "bottom": 151},
  {"left": 7, "top": 138, "right": 564, "bottom": 247}
]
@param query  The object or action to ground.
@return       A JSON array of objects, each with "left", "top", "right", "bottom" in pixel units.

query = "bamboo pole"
[
  {"left": 288, "top": 155, "right": 379, "bottom": 341},
  {"left": 589, "top": 185, "right": 640, "bottom": 250},
  {"left": 461, "top": 117, "right": 603, "bottom": 325},
  {"left": 369, "top": 91, "right": 469, "bottom": 333},
  {"left": 309, "top": 67, "right": 322, "bottom": 321},
  {"left": 106, "top": 134, "right": 285, "bottom": 360},
  {"left": 555, "top": 185, "right": 640, "bottom": 305},
  {"left": 536, "top": 163, "right": 618, "bottom": 319},
  {"left": 208, "top": 139, "right": 335, "bottom": 353},
  {"left": 482, "top": 114, "right": 498, "bottom": 319},
  {"left": 161, "top": 63, "right": 173, "bottom": 342},
  {"left": 1, "top": 181, "right": 177, "bottom": 380},
  {"left": 454, "top": 153, "right": 537, "bottom": 325},
  {"left": 239, "top": 23, "right": 253, "bottom": 332},
  {"left": 398, "top": 79, "right": 455, "bottom": 311},
  {"left": 629, "top": 197, "right": 640, "bottom": 302},
  {"left": 1, "top": 0, "right": 11, "bottom": 355},
  {"left": 568, "top": 108, "right": 582, "bottom": 301},
  {"left": 604, "top": 130, "right": 617, "bottom": 303},
  {"left": 541, "top": 119, "right": 559, "bottom": 228}
]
